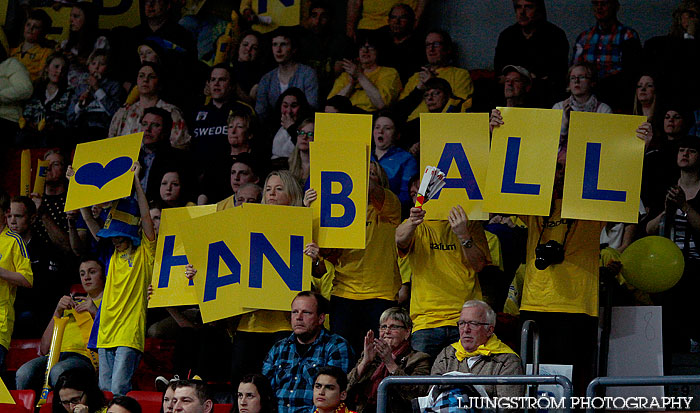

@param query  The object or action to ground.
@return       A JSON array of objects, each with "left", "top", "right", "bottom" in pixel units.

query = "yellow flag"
[
  {"left": 483, "top": 107, "right": 562, "bottom": 216},
  {"left": 310, "top": 140, "right": 367, "bottom": 248},
  {"left": 65, "top": 133, "right": 143, "bottom": 212},
  {"left": 33, "top": 159, "right": 49, "bottom": 195},
  {"left": 420, "top": 113, "right": 490, "bottom": 220},
  {"left": 38, "top": 3, "right": 141, "bottom": 44},
  {"left": 149, "top": 205, "right": 217, "bottom": 308},
  {"left": 0, "top": 377, "right": 13, "bottom": 404},
  {"left": 179, "top": 204, "right": 313, "bottom": 323},
  {"left": 562, "top": 112, "right": 646, "bottom": 223}
]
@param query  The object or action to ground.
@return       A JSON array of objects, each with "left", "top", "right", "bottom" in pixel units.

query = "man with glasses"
[
  {"left": 397, "top": 30, "right": 473, "bottom": 122},
  {"left": 377, "top": 3, "right": 424, "bottom": 84},
  {"left": 431, "top": 300, "right": 523, "bottom": 398},
  {"left": 396, "top": 197, "right": 490, "bottom": 359},
  {"left": 572, "top": 0, "right": 641, "bottom": 111}
]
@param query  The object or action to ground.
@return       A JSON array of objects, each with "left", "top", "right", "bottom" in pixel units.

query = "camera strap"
[{"left": 537, "top": 217, "right": 575, "bottom": 247}]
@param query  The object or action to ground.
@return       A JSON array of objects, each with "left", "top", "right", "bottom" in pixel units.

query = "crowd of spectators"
[{"left": 1, "top": 0, "right": 700, "bottom": 411}]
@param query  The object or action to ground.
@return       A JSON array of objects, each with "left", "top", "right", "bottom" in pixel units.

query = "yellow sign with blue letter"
[
  {"left": 65, "top": 133, "right": 143, "bottom": 212},
  {"left": 420, "top": 113, "right": 490, "bottom": 220},
  {"left": 310, "top": 140, "right": 368, "bottom": 248},
  {"left": 149, "top": 205, "right": 217, "bottom": 308},
  {"left": 483, "top": 107, "right": 562, "bottom": 216},
  {"left": 561, "top": 112, "right": 646, "bottom": 223},
  {"left": 247, "top": 0, "right": 302, "bottom": 33},
  {"left": 178, "top": 204, "right": 313, "bottom": 323}
]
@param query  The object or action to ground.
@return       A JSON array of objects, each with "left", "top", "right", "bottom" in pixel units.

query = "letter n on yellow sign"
[
  {"left": 310, "top": 140, "right": 367, "bottom": 248},
  {"left": 178, "top": 204, "right": 312, "bottom": 323},
  {"left": 420, "top": 113, "right": 489, "bottom": 220},
  {"left": 149, "top": 205, "right": 216, "bottom": 308},
  {"left": 483, "top": 108, "right": 561, "bottom": 216},
  {"left": 65, "top": 133, "right": 143, "bottom": 211},
  {"left": 562, "top": 112, "right": 646, "bottom": 223}
]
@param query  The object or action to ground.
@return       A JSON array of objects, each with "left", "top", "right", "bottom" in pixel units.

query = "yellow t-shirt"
[
  {"left": 332, "top": 189, "right": 402, "bottom": 301},
  {"left": 327, "top": 66, "right": 402, "bottom": 113},
  {"left": 400, "top": 66, "right": 473, "bottom": 121},
  {"left": 485, "top": 230, "right": 504, "bottom": 272},
  {"left": 356, "top": 0, "right": 418, "bottom": 30},
  {"left": 520, "top": 200, "right": 604, "bottom": 317},
  {"left": 10, "top": 43, "right": 52, "bottom": 82},
  {"left": 402, "top": 220, "right": 490, "bottom": 331},
  {"left": 0, "top": 226, "right": 33, "bottom": 350},
  {"left": 97, "top": 233, "right": 156, "bottom": 351},
  {"left": 62, "top": 297, "right": 102, "bottom": 358},
  {"left": 237, "top": 310, "right": 291, "bottom": 333}
]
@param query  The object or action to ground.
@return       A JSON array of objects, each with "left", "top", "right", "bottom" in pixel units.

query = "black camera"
[{"left": 534, "top": 240, "right": 565, "bottom": 270}]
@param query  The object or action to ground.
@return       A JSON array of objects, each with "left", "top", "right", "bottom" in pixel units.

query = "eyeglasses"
[
  {"left": 569, "top": 75, "right": 590, "bottom": 82},
  {"left": 423, "top": 90, "right": 443, "bottom": 99},
  {"left": 457, "top": 320, "right": 491, "bottom": 329},
  {"left": 359, "top": 44, "right": 376, "bottom": 51},
  {"left": 425, "top": 41, "right": 444, "bottom": 49},
  {"left": 60, "top": 392, "right": 85, "bottom": 407},
  {"left": 297, "top": 130, "right": 314, "bottom": 139},
  {"left": 379, "top": 324, "right": 406, "bottom": 331},
  {"left": 389, "top": 14, "right": 410, "bottom": 21}
]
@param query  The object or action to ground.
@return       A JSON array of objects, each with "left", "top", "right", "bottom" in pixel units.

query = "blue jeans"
[
  {"left": 411, "top": 326, "right": 460, "bottom": 359},
  {"left": 16, "top": 353, "right": 94, "bottom": 390},
  {"left": 98, "top": 347, "right": 142, "bottom": 396}
]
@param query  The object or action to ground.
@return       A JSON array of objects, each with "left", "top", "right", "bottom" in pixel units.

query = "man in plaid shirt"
[
  {"left": 572, "top": 0, "right": 641, "bottom": 110},
  {"left": 263, "top": 291, "right": 353, "bottom": 413}
]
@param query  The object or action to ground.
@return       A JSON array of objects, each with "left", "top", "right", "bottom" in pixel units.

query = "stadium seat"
[
  {"left": 213, "top": 403, "right": 233, "bottom": 413},
  {"left": 9, "top": 390, "right": 35, "bottom": 411},
  {"left": 6, "top": 339, "right": 41, "bottom": 372},
  {"left": 127, "top": 390, "right": 162, "bottom": 412}
]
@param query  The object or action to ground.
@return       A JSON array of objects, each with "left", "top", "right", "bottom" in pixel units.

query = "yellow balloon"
[{"left": 621, "top": 236, "right": 685, "bottom": 293}]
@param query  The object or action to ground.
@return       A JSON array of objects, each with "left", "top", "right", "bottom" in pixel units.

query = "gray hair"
[
  {"left": 379, "top": 307, "right": 413, "bottom": 331},
  {"left": 462, "top": 299, "right": 496, "bottom": 326}
]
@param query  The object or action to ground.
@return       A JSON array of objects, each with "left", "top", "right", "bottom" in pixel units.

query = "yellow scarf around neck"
[{"left": 451, "top": 334, "right": 518, "bottom": 362}]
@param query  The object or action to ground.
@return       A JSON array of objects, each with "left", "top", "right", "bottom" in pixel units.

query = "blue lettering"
[
  {"left": 249, "top": 233, "right": 304, "bottom": 291},
  {"left": 258, "top": 0, "right": 295, "bottom": 14},
  {"left": 158, "top": 235, "right": 192, "bottom": 288},
  {"left": 320, "top": 171, "right": 356, "bottom": 228},
  {"left": 582, "top": 142, "right": 626, "bottom": 202},
  {"left": 501, "top": 137, "right": 540, "bottom": 195},
  {"left": 434, "top": 143, "right": 483, "bottom": 200},
  {"left": 203, "top": 241, "right": 241, "bottom": 302}
]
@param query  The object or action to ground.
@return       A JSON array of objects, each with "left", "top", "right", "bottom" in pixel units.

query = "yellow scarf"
[{"left": 451, "top": 334, "right": 518, "bottom": 362}]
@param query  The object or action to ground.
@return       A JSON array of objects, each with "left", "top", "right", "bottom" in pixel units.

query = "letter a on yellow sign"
[
  {"left": 65, "top": 133, "right": 143, "bottom": 211},
  {"left": 483, "top": 108, "right": 561, "bottom": 216},
  {"left": 420, "top": 113, "right": 489, "bottom": 220},
  {"left": 178, "top": 204, "right": 312, "bottom": 323},
  {"left": 149, "top": 205, "right": 217, "bottom": 308},
  {"left": 310, "top": 140, "right": 367, "bottom": 249},
  {"left": 562, "top": 112, "right": 646, "bottom": 223}
]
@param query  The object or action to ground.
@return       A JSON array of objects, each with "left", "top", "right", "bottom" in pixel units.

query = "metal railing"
[
  {"left": 585, "top": 375, "right": 700, "bottom": 413},
  {"left": 520, "top": 319, "right": 540, "bottom": 375},
  {"left": 377, "top": 374, "right": 574, "bottom": 413}
]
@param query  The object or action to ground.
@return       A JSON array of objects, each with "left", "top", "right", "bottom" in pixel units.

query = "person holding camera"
[
  {"left": 395, "top": 181, "right": 490, "bottom": 359},
  {"left": 517, "top": 149, "right": 604, "bottom": 397}
]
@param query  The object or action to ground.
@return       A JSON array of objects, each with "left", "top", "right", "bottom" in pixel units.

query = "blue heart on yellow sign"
[{"left": 75, "top": 156, "right": 133, "bottom": 189}]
